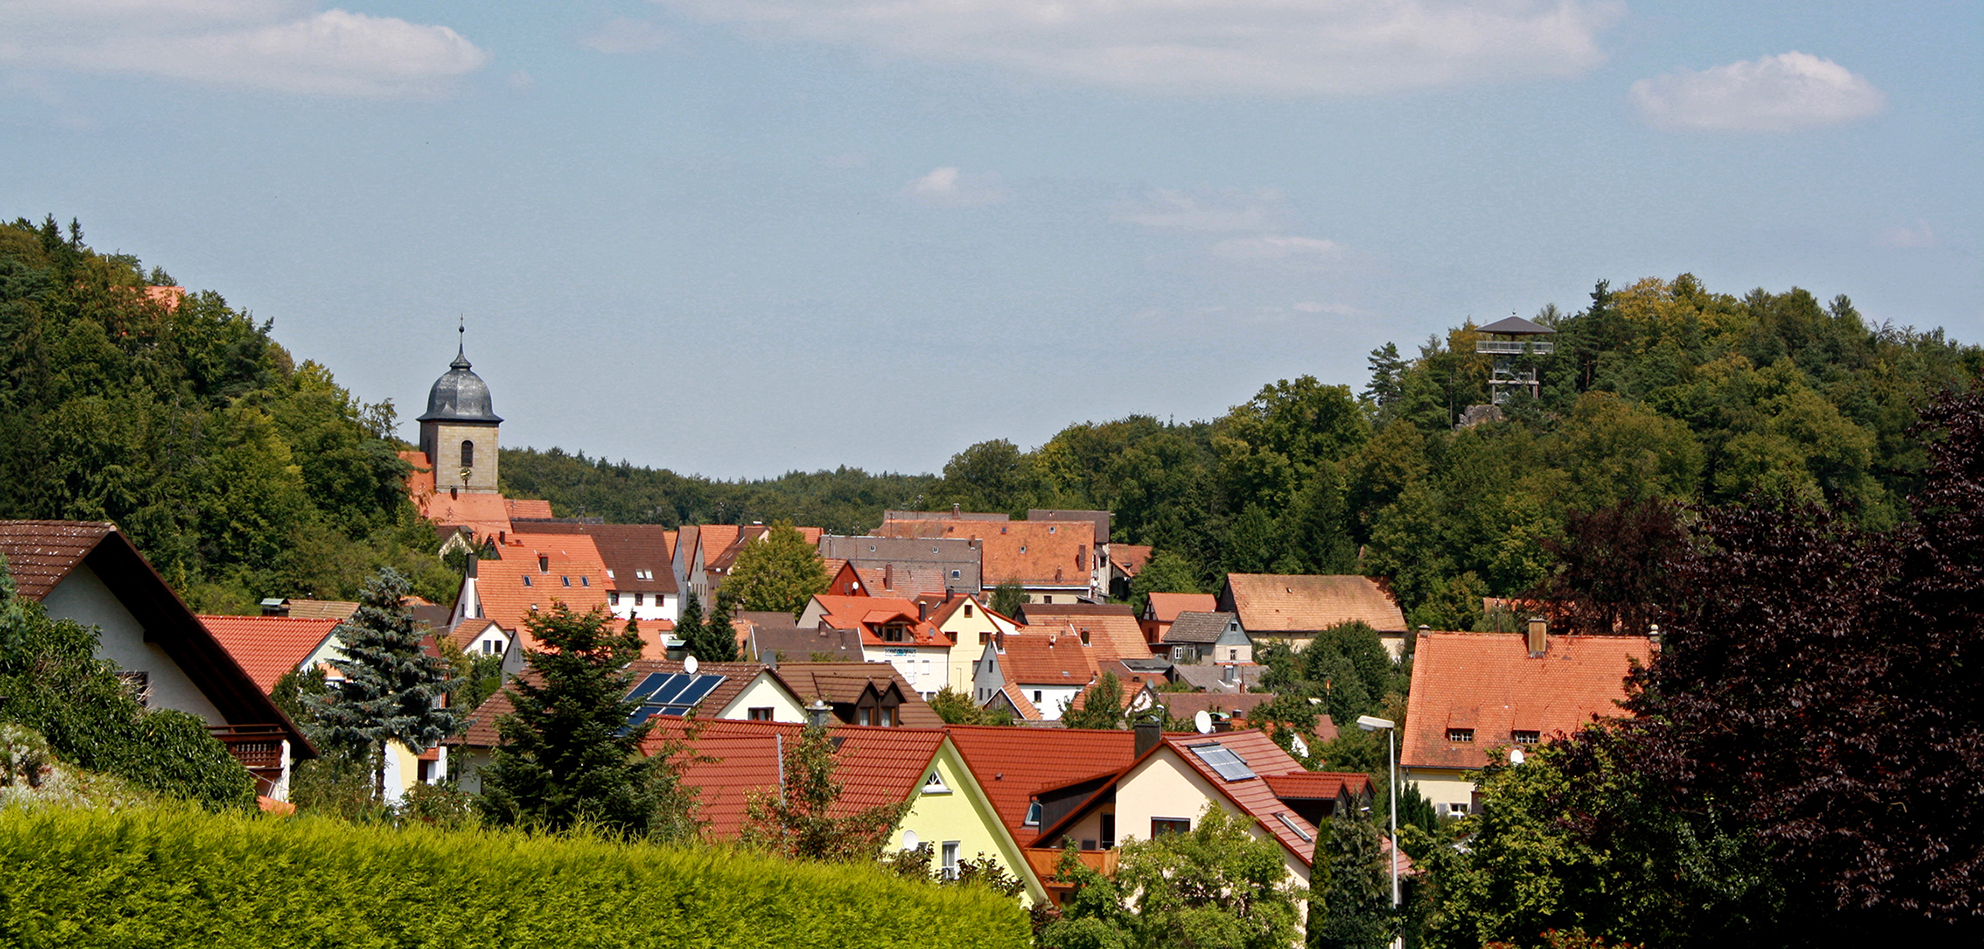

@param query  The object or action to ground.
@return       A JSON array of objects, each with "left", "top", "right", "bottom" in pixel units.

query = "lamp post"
[{"left": 1356, "top": 714, "right": 1400, "bottom": 911}]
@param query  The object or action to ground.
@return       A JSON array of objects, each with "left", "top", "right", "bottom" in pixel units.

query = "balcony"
[
  {"left": 209, "top": 724, "right": 289, "bottom": 794},
  {"left": 1475, "top": 340, "right": 1554, "bottom": 355}
]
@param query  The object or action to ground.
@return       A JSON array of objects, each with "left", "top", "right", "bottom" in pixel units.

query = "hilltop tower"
[
  {"left": 418, "top": 325, "right": 503, "bottom": 494},
  {"left": 1475, "top": 315, "right": 1555, "bottom": 405}
]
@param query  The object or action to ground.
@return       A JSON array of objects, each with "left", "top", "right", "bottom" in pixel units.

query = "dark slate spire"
[{"left": 417, "top": 323, "right": 502, "bottom": 423}]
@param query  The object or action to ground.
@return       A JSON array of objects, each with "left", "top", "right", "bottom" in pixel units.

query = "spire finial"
[{"left": 451, "top": 316, "right": 471, "bottom": 369}]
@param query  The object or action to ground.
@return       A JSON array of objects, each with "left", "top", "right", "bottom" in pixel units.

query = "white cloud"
[
  {"left": 0, "top": 3, "right": 488, "bottom": 97},
  {"left": 1878, "top": 219, "right": 1936, "bottom": 249},
  {"left": 583, "top": 17, "right": 676, "bottom": 54},
  {"left": 901, "top": 166, "right": 1012, "bottom": 208},
  {"left": 652, "top": 0, "right": 1624, "bottom": 96},
  {"left": 1630, "top": 52, "right": 1886, "bottom": 132},
  {"left": 1115, "top": 188, "right": 1291, "bottom": 232},
  {"left": 1210, "top": 235, "right": 1345, "bottom": 261}
]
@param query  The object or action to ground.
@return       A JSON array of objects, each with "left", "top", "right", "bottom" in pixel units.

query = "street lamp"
[{"left": 1356, "top": 714, "right": 1400, "bottom": 911}]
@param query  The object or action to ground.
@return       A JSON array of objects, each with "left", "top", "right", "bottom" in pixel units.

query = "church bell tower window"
[{"left": 461, "top": 440, "right": 474, "bottom": 469}]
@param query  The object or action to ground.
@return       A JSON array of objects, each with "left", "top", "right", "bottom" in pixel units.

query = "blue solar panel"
[
  {"left": 625, "top": 705, "right": 660, "bottom": 729},
  {"left": 628, "top": 673, "right": 671, "bottom": 700},
  {"left": 648, "top": 674, "right": 693, "bottom": 704},
  {"left": 1188, "top": 743, "right": 1257, "bottom": 781},
  {"left": 658, "top": 708, "right": 688, "bottom": 716},
  {"left": 674, "top": 675, "right": 725, "bottom": 706}
]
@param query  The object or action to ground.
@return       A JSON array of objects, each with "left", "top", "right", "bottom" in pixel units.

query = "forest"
[{"left": 5, "top": 212, "right": 1980, "bottom": 631}]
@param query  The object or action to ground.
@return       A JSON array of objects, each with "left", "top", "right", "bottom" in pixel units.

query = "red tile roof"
[
  {"left": 413, "top": 489, "right": 515, "bottom": 540},
  {"left": 994, "top": 628, "right": 1102, "bottom": 686},
  {"left": 1143, "top": 592, "right": 1216, "bottom": 624},
  {"left": 807, "top": 594, "right": 947, "bottom": 647},
  {"left": 443, "top": 617, "right": 503, "bottom": 652},
  {"left": 1221, "top": 573, "right": 1407, "bottom": 633},
  {"left": 1401, "top": 632, "right": 1652, "bottom": 771},
  {"left": 506, "top": 499, "right": 553, "bottom": 520},
  {"left": 456, "top": 659, "right": 780, "bottom": 749},
  {"left": 647, "top": 719, "right": 946, "bottom": 841},
  {"left": 1020, "top": 603, "right": 1150, "bottom": 659},
  {"left": 511, "top": 522, "right": 680, "bottom": 595},
  {"left": 875, "top": 519, "right": 1092, "bottom": 589},
  {"left": 1111, "top": 544, "right": 1153, "bottom": 577},
  {"left": 200, "top": 614, "right": 342, "bottom": 694},
  {"left": 473, "top": 535, "right": 611, "bottom": 646},
  {"left": 946, "top": 725, "right": 1139, "bottom": 839},
  {"left": 1162, "top": 730, "right": 1319, "bottom": 864}
]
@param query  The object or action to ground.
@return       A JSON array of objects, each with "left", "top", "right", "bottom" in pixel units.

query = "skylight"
[
  {"left": 1188, "top": 742, "right": 1257, "bottom": 781},
  {"left": 1275, "top": 812, "right": 1312, "bottom": 842}
]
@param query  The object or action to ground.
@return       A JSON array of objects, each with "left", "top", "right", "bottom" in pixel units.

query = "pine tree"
[
  {"left": 692, "top": 590, "right": 739, "bottom": 662},
  {"left": 479, "top": 605, "right": 698, "bottom": 838},
  {"left": 306, "top": 569, "right": 459, "bottom": 801},
  {"left": 674, "top": 592, "right": 706, "bottom": 657},
  {"left": 1312, "top": 815, "right": 1396, "bottom": 949}
]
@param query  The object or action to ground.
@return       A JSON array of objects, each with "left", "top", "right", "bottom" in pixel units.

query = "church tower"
[{"left": 418, "top": 326, "right": 503, "bottom": 494}]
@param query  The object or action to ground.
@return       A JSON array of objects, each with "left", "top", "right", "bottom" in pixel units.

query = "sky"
[{"left": 3, "top": 1, "right": 1978, "bottom": 479}]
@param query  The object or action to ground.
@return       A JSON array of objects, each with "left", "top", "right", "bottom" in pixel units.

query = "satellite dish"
[
  {"left": 1129, "top": 691, "right": 1153, "bottom": 713},
  {"left": 1193, "top": 710, "right": 1214, "bottom": 735},
  {"left": 901, "top": 829, "right": 919, "bottom": 851},
  {"left": 684, "top": 655, "right": 699, "bottom": 675},
  {"left": 1509, "top": 747, "right": 1525, "bottom": 766},
  {"left": 1290, "top": 734, "right": 1310, "bottom": 758}
]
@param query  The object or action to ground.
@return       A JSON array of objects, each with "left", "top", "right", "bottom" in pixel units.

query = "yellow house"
[
  {"left": 922, "top": 593, "right": 1023, "bottom": 694},
  {"left": 666, "top": 720, "right": 1049, "bottom": 906}
]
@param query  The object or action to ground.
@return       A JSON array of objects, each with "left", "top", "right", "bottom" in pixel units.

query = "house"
[
  {"left": 1027, "top": 509, "right": 1113, "bottom": 595},
  {"left": 1107, "top": 544, "right": 1152, "bottom": 599},
  {"left": 512, "top": 521, "right": 681, "bottom": 623},
  {"left": 921, "top": 592, "right": 1022, "bottom": 694},
  {"left": 449, "top": 533, "right": 665, "bottom": 674},
  {"left": 798, "top": 594, "right": 953, "bottom": 694},
  {"left": 946, "top": 724, "right": 1140, "bottom": 859},
  {"left": 971, "top": 627, "right": 1101, "bottom": 722},
  {"left": 771, "top": 662, "right": 945, "bottom": 727},
  {"left": 875, "top": 514, "right": 1098, "bottom": 604},
  {"left": 1155, "top": 610, "right": 1251, "bottom": 666},
  {"left": 1172, "top": 661, "right": 1265, "bottom": 695},
  {"left": 1401, "top": 622, "right": 1653, "bottom": 818},
  {"left": 818, "top": 534, "right": 982, "bottom": 595},
  {"left": 703, "top": 523, "right": 825, "bottom": 601},
  {"left": 1153, "top": 692, "right": 1280, "bottom": 730},
  {"left": 1029, "top": 725, "right": 1372, "bottom": 910},
  {"left": 450, "top": 658, "right": 806, "bottom": 793},
  {"left": 824, "top": 560, "right": 954, "bottom": 600},
  {"left": 1218, "top": 573, "right": 1410, "bottom": 658},
  {"left": 748, "top": 624, "right": 864, "bottom": 664},
  {"left": 652, "top": 719, "right": 1049, "bottom": 904},
  {"left": 1139, "top": 592, "right": 1217, "bottom": 643},
  {"left": 1015, "top": 602, "right": 1150, "bottom": 661},
  {"left": 443, "top": 616, "right": 512, "bottom": 658},
  {"left": 0, "top": 521, "right": 315, "bottom": 799}
]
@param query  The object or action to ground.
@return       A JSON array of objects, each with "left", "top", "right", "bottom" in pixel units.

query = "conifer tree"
[
  {"left": 674, "top": 592, "right": 706, "bottom": 657},
  {"left": 692, "top": 590, "right": 740, "bottom": 662},
  {"left": 306, "top": 569, "right": 459, "bottom": 801},
  {"left": 479, "top": 605, "right": 698, "bottom": 838}
]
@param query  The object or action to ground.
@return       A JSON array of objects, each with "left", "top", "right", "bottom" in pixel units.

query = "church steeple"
[{"left": 418, "top": 323, "right": 502, "bottom": 494}]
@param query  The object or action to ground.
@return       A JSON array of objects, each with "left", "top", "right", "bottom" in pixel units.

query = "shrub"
[{"left": 0, "top": 803, "right": 1030, "bottom": 948}]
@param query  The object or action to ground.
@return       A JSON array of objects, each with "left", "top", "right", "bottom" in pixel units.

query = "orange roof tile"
[
  {"left": 772, "top": 662, "right": 945, "bottom": 727},
  {"left": 648, "top": 719, "right": 946, "bottom": 842},
  {"left": 1019, "top": 603, "right": 1150, "bottom": 660},
  {"left": 995, "top": 628, "right": 1101, "bottom": 686},
  {"left": 442, "top": 617, "right": 503, "bottom": 652},
  {"left": 200, "top": 614, "right": 342, "bottom": 694},
  {"left": 506, "top": 499, "right": 554, "bottom": 520},
  {"left": 1161, "top": 730, "right": 1320, "bottom": 865},
  {"left": 874, "top": 519, "right": 1092, "bottom": 589},
  {"left": 512, "top": 522, "right": 680, "bottom": 595},
  {"left": 1221, "top": 573, "right": 1407, "bottom": 633},
  {"left": 807, "top": 594, "right": 946, "bottom": 647},
  {"left": 413, "top": 489, "right": 514, "bottom": 540},
  {"left": 1144, "top": 592, "right": 1216, "bottom": 624},
  {"left": 472, "top": 535, "right": 611, "bottom": 647},
  {"left": 947, "top": 725, "right": 1139, "bottom": 840},
  {"left": 1110, "top": 544, "right": 1153, "bottom": 577},
  {"left": 1401, "top": 632, "right": 1652, "bottom": 771}
]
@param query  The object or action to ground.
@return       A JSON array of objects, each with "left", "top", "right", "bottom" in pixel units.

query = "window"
[
  {"left": 1151, "top": 818, "right": 1191, "bottom": 837},
  {"left": 1024, "top": 801, "right": 1042, "bottom": 825},
  {"left": 1019, "top": 545, "right": 1028, "bottom": 553},
  {"left": 748, "top": 707, "right": 774, "bottom": 721},
  {"left": 538, "top": 555, "right": 549, "bottom": 573},
  {"left": 1188, "top": 742, "right": 1258, "bottom": 781},
  {"left": 880, "top": 707, "right": 895, "bottom": 727},
  {"left": 635, "top": 593, "right": 645, "bottom": 606},
  {"left": 858, "top": 708, "right": 872, "bottom": 726},
  {"left": 561, "top": 576, "right": 571, "bottom": 587},
  {"left": 1447, "top": 802, "right": 1470, "bottom": 817},
  {"left": 923, "top": 771, "right": 951, "bottom": 794},
  {"left": 581, "top": 576, "right": 589, "bottom": 587},
  {"left": 1079, "top": 629, "right": 1091, "bottom": 646},
  {"left": 522, "top": 575, "right": 533, "bottom": 587},
  {"left": 1447, "top": 728, "right": 1475, "bottom": 743},
  {"left": 940, "top": 841, "right": 960, "bottom": 879},
  {"left": 953, "top": 570, "right": 963, "bottom": 580},
  {"left": 1229, "top": 648, "right": 1238, "bottom": 661},
  {"left": 1512, "top": 730, "right": 1540, "bottom": 744},
  {"left": 1033, "top": 690, "right": 1043, "bottom": 703},
  {"left": 1100, "top": 813, "right": 1116, "bottom": 850},
  {"left": 481, "top": 639, "right": 501, "bottom": 655},
  {"left": 460, "top": 440, "right": 474, "bottom": 468},
  {"left": 1041, "top": 595, "right": 1051, "bottom": 604},
  {"left": 610, "top": 592, "right": 620, "bottom": 606},
  {"left": 1275, "top": 812, "right": 1313, "bottom": 842},
  {"left": 1048, "top": 525, "right": 1057, "bottom": 534}
]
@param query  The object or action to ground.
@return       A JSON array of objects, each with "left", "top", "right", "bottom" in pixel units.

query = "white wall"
[
  {"left": 1019, "top": 683, "right": 1084, "bottom": 721},
  {"left": 865, "top": 644, "right": 948, "bottom": 695},
  {"left": 43, "top": 565, "right": 224, "bottom": 725},
  {"left": 716, "top": 674, "right": 807, "bottom": 722},
  {"left": 608, "top": 590, "right": 678, "bottom": 623}
]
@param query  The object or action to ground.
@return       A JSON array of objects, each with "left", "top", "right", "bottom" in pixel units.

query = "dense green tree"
[
  {"left": 674, "top": 589, "right": 706, "bottom": 655},
  {"left": 479, "top": 605, "right": 699, "bottom": 839},
  {"left": 1060, "top": 672, "right": 1126, "bottom": 730},
  {"left": 1126, "top": 550, "right": 1207, "bottom": 615},
  {"left": 720, "top": 520, "right": 829, "bottom": 617},
  {"left": 690, "top": 590, "right": 740, "bottom": 662},
  {"left": 930, "top": 686, "right": 1013, "bottom": 725},
  {"left": 305, "top": 569, "right": 459, "bottom": 800},
  {"left": 1312, "top": 815, "right": 1395, "bottom": 949},
  {"left": 990, "top": 580, "right": 1027, "bottom": 619}
]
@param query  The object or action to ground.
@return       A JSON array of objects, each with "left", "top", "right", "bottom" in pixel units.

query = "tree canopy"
[
  {"left": 720, "top": 521, "right": 829, "bottom": 618},
  {"left": 306, "top": 569, "right": 459, "bottom": 800}
]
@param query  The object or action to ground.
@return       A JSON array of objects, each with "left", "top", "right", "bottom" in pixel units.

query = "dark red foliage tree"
[{"left": 1529, "top": 498, "right": 1690, "bottom": 636}]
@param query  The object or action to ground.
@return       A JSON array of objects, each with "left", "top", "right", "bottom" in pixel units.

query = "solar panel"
[
  {"left": 625, "top": 705, "right": 661, "bottom": 729},
  {"left": 1189, "top": 743, "right": 1257, "bottom": 781},
  {"left": 628, "top": 673, "right": 671, "bottom": 700},
  {"left": 673, "top": 675, "right": 726, "bottom": 706},
  {"left": 647, "top": 674, "right": 693, "bottom": 704}
]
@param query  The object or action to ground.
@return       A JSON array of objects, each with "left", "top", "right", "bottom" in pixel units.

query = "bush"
[{"left": 0, "top": 803, "right": 1032, "bottom": 948}]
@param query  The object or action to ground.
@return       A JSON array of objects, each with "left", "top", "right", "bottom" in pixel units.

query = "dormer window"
[
  {"left": 538, "top": 555, "right": 549, "bottom": 573},
  {"left": 1447, "top": 728, "right": 1475, "bottom": 743},
  {"left": 1512, "top": 730, "right": 1540, "bottom": 744},
  {"left": 1024, "top": 801, "right": 1042, "bottom": 825},
  {"left": 1079, "top": 629, "right": 1091, "bottom": 646}
]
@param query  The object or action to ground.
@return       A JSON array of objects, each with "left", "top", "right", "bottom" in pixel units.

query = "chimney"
[
  {"left": 953, "top": 502, "right": 961, "bottom": 518},
  {"left": 1526, "top": 616, "right": 1548, "bottom": 657},
  {"left": 884, "top": 563, "right": 895, "bottom": 590},
  {"left": 994, "top": 629, "right": 1006, "bottom": 652},
  {"left": 450, "top": 485, "right": 459, "bottom": 499},
  {"left": 1135, "top": 717, "right": 1162, "bottom": 757},
  {"left": 918, "top": 600, "right": 930, "bottom": 621}
]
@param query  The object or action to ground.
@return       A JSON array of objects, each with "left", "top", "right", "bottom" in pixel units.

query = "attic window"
[
  {"left": 963, "top": 604, "right": 973, "bottom": 617},
  {"left": 1512, "top": 730, "right": 1540, "bottom": 745},
  {"left": 539, "top": 555, "right": 550, "bottom": 573},
  {"left": 1447, "top": 728, "right": 1476, "bottom": 743},
  {"left": 522, "top": 576, "right": 533, "bottom": 587},
  {"left": 606, "top": 569, "right": 616, "bottom": 579},
  {"left": 1025, "top": 801, "right": 1042, "bottom": 825},
  {"left": 580, "top": 576, "right": 590, "bottom": 587},
  {"left": 923, "top": 771, "right": 951, "bottom": 795},
  {"left": 562, "top": 576, "right": 571, "bottom": 587}
]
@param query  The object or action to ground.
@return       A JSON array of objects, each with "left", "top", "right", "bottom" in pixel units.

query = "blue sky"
[{"left": 4, "top": 1, "right": 1977, "bottom": 478}]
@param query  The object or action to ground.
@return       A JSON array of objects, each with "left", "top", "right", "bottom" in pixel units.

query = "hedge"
[{"left": 0, "top": 804, "right": 1032, "bottom": 948}]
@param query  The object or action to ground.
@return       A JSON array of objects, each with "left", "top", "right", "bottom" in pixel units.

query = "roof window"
[
  {"left": 581, "top": 576, "right": 590, "bottom": 587},
  {"left": 521, "top": 576, "right": 532, "bottom": 587},
  {"left": 1275, "top": 812, "right": 1313, "bottom": 842},
  {"left": 1512, "top": 730, "right": 1540, "bottom": 744},
  {"left": 562, "top": 576, "right": 571, "bottom": 587},
  {"left": 606, "top": 569, "right": 616, "bottom": 579},
  {"left": 1447, "top": 728, "right": 1475, "bottom": 743}
]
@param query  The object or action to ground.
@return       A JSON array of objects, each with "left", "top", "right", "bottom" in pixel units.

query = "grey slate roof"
[
  {"left": 1477, "top": 315, "right": 1555, "bottom": 336},
  {"left": 1164, "top": 611, "right": 1240, "bottom": 645},
  {"left": 417, "top": 344, "right": 503, "bottom": 423}
]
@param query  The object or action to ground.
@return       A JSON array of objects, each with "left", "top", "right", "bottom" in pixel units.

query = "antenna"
[
  {"left": 1509, "top": 747, "right": 1526, "bottom": 766},
  {"left": 901, "top": 829, "right": 919, "bottom": 851},
  {"left": 684, "top": 654, "right": 700, "bottom": 675},
  {"left": 1193, "top": 710, "right": 1213, "bottom": 735}
]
